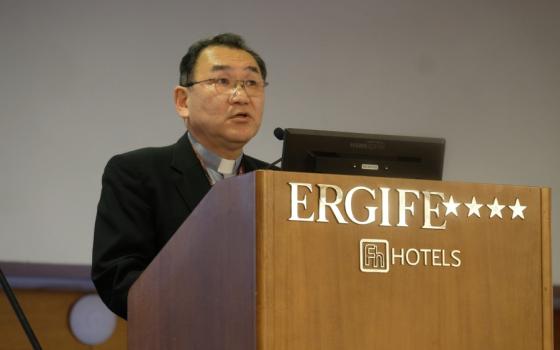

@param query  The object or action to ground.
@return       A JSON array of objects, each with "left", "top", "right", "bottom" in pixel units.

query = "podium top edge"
[{"left": 253, "top": 170, "right": 550, "bottom": 191}]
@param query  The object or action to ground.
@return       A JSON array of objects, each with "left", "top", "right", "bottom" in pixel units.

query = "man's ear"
[{"left": 174, "top": 86, "right": 189, "bottom": 121}]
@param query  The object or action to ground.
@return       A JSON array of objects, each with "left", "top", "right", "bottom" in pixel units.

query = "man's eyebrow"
[
  {"left": 245, "top": 66, "right": 259, "bottom": 74},
  {"left": 210, "top": 65, "right": 230, "bottom": 72},
  {"left": 211, "top": 65, "right": 260, "bottom": 74}
]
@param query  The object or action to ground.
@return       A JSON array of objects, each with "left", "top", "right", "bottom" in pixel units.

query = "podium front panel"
[{"left": 256, "top": 171, "right": 551, "bottom": 350}]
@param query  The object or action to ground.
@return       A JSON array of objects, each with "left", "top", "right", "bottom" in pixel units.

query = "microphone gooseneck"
[{"left": 266, "top": 127, "right": 285, "bottom": 169}]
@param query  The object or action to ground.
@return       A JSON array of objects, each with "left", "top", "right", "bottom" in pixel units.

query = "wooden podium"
[{"left": 128, "top": 170, "right": 553, "bottom": 350}]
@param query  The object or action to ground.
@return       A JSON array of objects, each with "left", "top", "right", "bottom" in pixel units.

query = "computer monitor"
[{"left": 280, "top": 128, "right": 445, "bottom": 180}]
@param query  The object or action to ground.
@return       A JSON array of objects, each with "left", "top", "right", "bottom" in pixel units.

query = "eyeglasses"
[{"left": 185, "top": 78, "right": 268, "bottom": 97}]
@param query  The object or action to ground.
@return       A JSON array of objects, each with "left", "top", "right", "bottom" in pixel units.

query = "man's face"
[{"left": 175, "top": 46, "right": 265, "bottom": 159}]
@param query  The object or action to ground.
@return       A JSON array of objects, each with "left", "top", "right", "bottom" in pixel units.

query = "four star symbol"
[
  {"left": 465, "top": 197, "right": 483, "bottom": 218},
  {"left": 486, "top": 198, "right": 506, "bottom": 219},
  {"left": 508, "top": 198, "right": 527, "bottom": 219},
  {"left": 437, "top": 195, "right": 525, "bottom": 220},
  {"left": 442, "top": 195, "right": 461, "bottom": 216}
]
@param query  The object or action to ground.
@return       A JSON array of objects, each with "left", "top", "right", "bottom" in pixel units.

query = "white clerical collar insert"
[{"left": 217, "top": 158, "right": 236, "bottom": 175}]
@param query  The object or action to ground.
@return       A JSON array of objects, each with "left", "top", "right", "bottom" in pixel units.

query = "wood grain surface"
[{"left": 257, "top": 170, "right": 552, "bottom": 350}]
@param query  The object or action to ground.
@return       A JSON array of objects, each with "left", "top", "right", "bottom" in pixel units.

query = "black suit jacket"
[{"left": 92, "top": 132, "right": 269, "bottom": 319}]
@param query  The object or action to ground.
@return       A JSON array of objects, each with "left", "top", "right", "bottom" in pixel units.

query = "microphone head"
[{"left": 273, "top": 127, "right": 285, "bottom": 141}]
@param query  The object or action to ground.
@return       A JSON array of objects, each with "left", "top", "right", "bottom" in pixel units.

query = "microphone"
[
  {"left": 266, "top": 128, "right": 285, "bottom": 169},
  {"left": 273, "top": 127, "right": 285, "bottom": 141}
]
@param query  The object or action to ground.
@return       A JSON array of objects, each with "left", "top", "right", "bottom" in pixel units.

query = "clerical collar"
[{"left": 187, "top": 131, "right": 242, "bottom": 178}]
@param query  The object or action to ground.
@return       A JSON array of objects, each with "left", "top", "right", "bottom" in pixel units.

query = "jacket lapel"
[{"left": 170, "top": 132, "right": 212, "bottom": 211}]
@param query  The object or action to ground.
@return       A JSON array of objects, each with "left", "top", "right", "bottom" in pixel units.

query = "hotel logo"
[
  {"left": 360, "top": 239, "right": 389, "bottom": 273},
  {"left": 359, "top": 239, "right": 462, "bottom": 273}
]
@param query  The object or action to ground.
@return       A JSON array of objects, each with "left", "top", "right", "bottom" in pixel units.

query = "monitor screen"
[{"left": 280, "top": 128, "right": 445, "bottom": 180}]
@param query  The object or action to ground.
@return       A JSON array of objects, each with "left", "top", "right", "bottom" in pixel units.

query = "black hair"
[{"left": 179, "top": 33, "right": 267, "bottom": 86}]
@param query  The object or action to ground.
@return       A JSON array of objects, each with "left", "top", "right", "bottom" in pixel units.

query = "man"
[{"left": 92, "top": 33, "right": 270, "bottom": 319}]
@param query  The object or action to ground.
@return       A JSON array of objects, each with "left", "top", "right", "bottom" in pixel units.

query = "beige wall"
[{"left": 0, "top": 0, "right": 558, "bottom": 285}]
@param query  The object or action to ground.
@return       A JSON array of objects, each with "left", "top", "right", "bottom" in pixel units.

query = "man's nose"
[{"left": 230, "top": 82, "right": 250, "bottom": 102}]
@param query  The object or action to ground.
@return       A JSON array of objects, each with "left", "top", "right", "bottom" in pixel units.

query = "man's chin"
[{"left": 226, "top": 127, "right": 259, "bottom": 144}]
